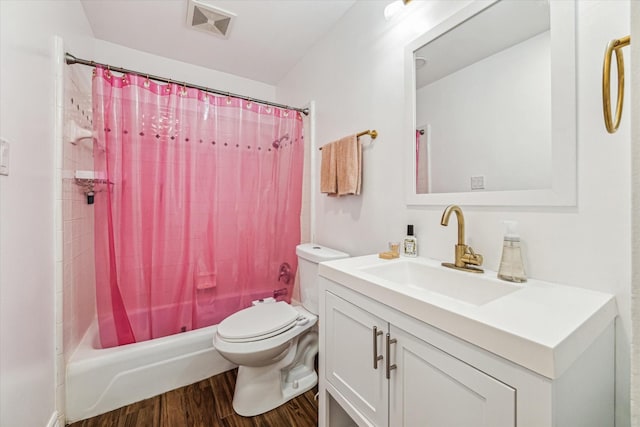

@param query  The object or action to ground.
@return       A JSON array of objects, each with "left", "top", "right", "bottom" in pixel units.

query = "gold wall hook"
[{"left": 602, "top": 35, "right": 630, "bottom": 134}]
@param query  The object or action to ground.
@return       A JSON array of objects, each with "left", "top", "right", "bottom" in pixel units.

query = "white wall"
[
  {"left": 0, "top": 2, "right": 94, "bottom": 426},
  {"left": 416, "top": 31, "right": 551, "bottom": 193},
  {"left": 277, "top": 1, "right": 631, "bottom": 425},
  {"left": 92, "top": 40, "right": 276, "bottom": 104}
]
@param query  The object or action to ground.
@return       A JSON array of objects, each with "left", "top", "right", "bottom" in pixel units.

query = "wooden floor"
[{"left": 67, "top": 369, "right": 318, "bottom": 427}]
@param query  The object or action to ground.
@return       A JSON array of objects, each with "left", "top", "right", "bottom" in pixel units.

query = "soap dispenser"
[
  {"left": 403, "top": 225, "right": 418, "bottom": 257},
  {"left": 498, "top": 221, "right": 527, "bottom": 283}
]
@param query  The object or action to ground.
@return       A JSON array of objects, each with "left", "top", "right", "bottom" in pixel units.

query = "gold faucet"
[{"left": 440, "top": 205, "right": 483, "bottom": 273}]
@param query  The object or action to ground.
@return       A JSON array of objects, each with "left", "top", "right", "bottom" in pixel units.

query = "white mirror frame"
[{"left": 405, "top": 0, "right": 576, "bottom": 207}]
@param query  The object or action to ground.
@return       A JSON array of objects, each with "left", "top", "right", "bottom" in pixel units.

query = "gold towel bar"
[
  {"left": 602, "top": 35, "right": 630, "bottom": 134},
  {"left": 319, "top": 129, "right": 378, "bottom": 150},
  {"left": 357, "top": 129, "right": 378, "bottom": 139}
]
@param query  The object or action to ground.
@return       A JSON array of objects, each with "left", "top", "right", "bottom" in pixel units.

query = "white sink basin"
[
  {"left": 319, "top": 254, "right": 618, "bottom": 379},
  {"left": 359, "top": 259, "right": 521, "bottom": 306}
]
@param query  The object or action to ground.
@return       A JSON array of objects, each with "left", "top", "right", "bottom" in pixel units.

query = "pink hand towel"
[
  {"left": 320, "top": 141, "right": 337, "bottom": 194},
  {"left": 336, "top": 134, "right": 361, "bottom": 196},
  {"left": 320, "top": 134, "right": 361, "bottom": 197}
]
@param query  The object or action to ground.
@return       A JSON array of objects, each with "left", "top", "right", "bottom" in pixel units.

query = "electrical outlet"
[
  {"left": 0, "top": 138, "right": 9, "bottom": 176},
  {"left": 470, "top": 175, "right": 484, "bottom": 190}
]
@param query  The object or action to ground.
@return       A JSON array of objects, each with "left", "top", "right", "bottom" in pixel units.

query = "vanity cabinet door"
[
  {"left": 325, "top": 291, "right": 388, "bottom": 427},
  {"left": 388, "top": 325, "right": 516, "bottom": 427}
]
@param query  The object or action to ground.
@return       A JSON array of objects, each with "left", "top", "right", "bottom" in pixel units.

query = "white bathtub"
[{"left": 65, "top": 319, "right": 236, "bottom": 423}]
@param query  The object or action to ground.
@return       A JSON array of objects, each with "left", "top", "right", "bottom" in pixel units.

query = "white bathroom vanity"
[{"left": 317, "top": 255, "right": 617, "bottom": 427}]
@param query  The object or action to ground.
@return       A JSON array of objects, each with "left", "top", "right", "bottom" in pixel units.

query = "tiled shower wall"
[
  {"left": 61, "top": 65, "right": 95, "bottom": 365},
  {"left": 58, "top": 64, "right": 95, "bottom": 423}
]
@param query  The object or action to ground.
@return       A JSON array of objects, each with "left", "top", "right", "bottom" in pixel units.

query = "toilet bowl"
[{"left": 212, "top": 243, "right": 349, "bottom": 416}]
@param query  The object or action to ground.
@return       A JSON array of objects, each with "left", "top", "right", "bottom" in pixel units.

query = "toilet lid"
[{"left": 217, "top": 301, "right": 299, "bottom": 341}]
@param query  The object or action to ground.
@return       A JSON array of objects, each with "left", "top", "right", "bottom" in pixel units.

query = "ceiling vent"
[{"left": 186, "top": 0, "right": 236, "bottom": 39}]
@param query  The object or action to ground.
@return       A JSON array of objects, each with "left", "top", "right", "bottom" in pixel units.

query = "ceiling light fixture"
[{"left": 384, "top": 0, "right": 412, "bottom": 21}]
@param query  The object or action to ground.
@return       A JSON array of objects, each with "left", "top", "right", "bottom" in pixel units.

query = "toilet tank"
[{"left": 296, "top": 243, "right": 349, "bottom": 314}]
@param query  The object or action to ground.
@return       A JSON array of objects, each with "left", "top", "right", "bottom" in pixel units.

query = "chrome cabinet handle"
[
  {"left": 372, "top": 326, "right": 383, "bottom": 369},
  {"left": 386, "top": 333, "right": 397, "bottom": 379}
]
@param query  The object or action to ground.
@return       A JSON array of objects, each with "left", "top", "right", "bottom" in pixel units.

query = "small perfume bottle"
[
  {"left": 403, "top": 225, "right": 418, "bottom": 257},
  {"left": 498, "top": 221, "right": 527, "bottom": 283}
]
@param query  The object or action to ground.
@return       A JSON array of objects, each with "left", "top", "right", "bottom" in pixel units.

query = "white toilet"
[{"left": 213, "top": 243, "right": 349, "bottom": 416}]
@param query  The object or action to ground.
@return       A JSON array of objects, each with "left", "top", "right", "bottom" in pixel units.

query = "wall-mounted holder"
[
  {"left": 67, "top": 120, "right": 94, "bottom": 145},
  {"left": 74, "top": 171, "right": 111, "bottom": 204},
  {"left": 602, "top": 35, "right": 631, "bottom": 134}
]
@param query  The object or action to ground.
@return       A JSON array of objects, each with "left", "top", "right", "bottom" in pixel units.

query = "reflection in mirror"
[{"left": 414, "top": 0, "right": 550, "bottom": 194}]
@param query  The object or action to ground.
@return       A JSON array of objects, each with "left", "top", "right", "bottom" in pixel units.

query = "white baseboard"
[{"left": 46, "top": 411, "right": 60, "bottom": 427}]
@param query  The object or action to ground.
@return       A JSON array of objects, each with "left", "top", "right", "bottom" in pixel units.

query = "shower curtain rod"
[{"left": 64, "top": 52, "right": 310, "bottom": 116}]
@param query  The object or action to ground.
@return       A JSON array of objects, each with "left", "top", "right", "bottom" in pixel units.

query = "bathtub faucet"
[
  {"left": 273, "top": 287, "right": 288, "bottom": 298},
  {"left": 278, "top": 262, "right": 292, "bottom": 284}
]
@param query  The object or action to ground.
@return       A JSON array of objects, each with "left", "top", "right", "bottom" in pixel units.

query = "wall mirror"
[{"left": 404, "top": 0, "right": 576, "bottom": 206}]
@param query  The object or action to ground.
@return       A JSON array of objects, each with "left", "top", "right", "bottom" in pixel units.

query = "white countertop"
[{"left": 318, "top": 255, "right": 618, "bottom": 379}]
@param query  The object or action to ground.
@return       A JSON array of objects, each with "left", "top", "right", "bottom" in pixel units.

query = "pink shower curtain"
[{"left": 92, "top": 67, "right": 304, "bottom": 348}]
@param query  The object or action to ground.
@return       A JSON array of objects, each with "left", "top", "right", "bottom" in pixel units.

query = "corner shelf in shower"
[
  {"left": 73, "top": 170, "right": 111, "bottom": 186},
  {"left": 74, "top": 177, "right": 111, "bottom": 186},
  {"left": 73, "top": 170, "right": 113, "bottom": 194},
  {"left": 73, "top": 170, "right": 113, "bottom": 204}
]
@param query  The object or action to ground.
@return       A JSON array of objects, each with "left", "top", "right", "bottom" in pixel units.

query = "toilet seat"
[
  {"left": 214, "top": 305, "right": 317, "bottom": 358},
  {"left": 218, "top": 301, "right": 299, "bottom": 343}
]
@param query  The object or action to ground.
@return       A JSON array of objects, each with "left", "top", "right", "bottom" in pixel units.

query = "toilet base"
[
  {"left": 232, "top": 364, "right": 317, "bottom": 417},
  {"left": 231, "top": 331, "right": 318, "bottom": 417}
]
